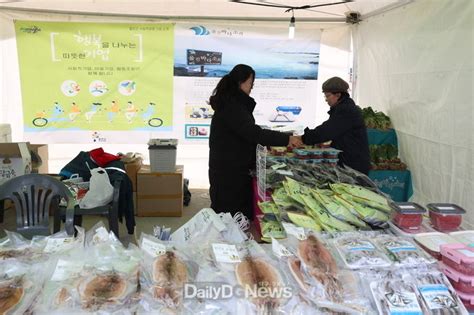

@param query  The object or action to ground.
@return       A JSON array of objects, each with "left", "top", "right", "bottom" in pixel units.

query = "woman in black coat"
[
  {"left": 208, "top": 64, "right": 302, "bottom": 218},
  {"left": 302, "top": 77, "right": 371, "bottom": 175}
]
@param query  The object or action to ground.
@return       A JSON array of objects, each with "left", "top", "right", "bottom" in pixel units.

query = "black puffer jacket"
[
  {"left": 209, "top": 91, "right": 289, "bottom": 171},
  {"left": 302, "top": 95, "right": 370, "bottom": 174}
]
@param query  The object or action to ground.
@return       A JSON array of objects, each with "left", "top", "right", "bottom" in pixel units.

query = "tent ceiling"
[{"left": 0, "top": 0, "right": 412, "bottom": 21}]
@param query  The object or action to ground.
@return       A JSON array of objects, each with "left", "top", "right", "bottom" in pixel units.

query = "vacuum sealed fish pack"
[
  {"left": 332, "top": 233, "right": 392, "bottom": 269},
  {"left": 137, "top": 233, "right": 199, "bottom": 314},
  {"left": 374, "top": 234, "right": 436, "bottom": 267},
  {"left": 35, "top": 225, "right": 141, "bottom": 315},
  {"left": 281, "top": 232, "right": 374, "bottom": 314},
  {"left": 0, "top": 260, "right": 45, "bottom": 315}
]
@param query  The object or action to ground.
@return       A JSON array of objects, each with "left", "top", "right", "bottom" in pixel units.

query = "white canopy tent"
[{"left": 0, "top": 0, "right": 472, "bottom": 224}]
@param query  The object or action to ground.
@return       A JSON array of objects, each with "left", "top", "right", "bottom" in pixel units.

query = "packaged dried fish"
[
  {"left": 333, "top": 235, "right": 392, "bottom": 269},
  {"left": 370, "top": 278, "right": 424, "bottom": 315},
  {"left": 375, "top": 234, "right": 435, "bottom": 266},
  {"left": 414, "top": 271, "right": 468, "bottom": 315},
  {"left": 138, "top": 233, "right": 198, "bottom": 314}
]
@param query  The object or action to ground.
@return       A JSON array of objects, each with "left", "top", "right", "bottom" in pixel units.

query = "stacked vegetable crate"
[{"left": 363, "top": 107, "right": 414, "bottom": 202}]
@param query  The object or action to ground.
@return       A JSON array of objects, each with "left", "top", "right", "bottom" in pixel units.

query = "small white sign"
[
  {"left": 282, "top": 222, "right": 307, "bottom": 240},
  {"left": 212, "top": 243, "right": 241, "bottom": 263},
  {"left": 44, "top": 237, "right": 74, "bottom": 253},
  {"left": 141, "top": 237, "right": 167, "bottom": 257},
  {"left": 51, "top": 259, "right": 83, "bottom": 281},
  {"left": 271, "top": 238, "right": 293, "bottom": 258}
]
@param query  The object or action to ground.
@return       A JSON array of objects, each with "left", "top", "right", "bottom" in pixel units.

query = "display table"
[
  {"left": 367, "top": 128, "right": 398, "bottom": 145},
  {"left": 368, "top": 170, "right": 413, "bottom": 202}
]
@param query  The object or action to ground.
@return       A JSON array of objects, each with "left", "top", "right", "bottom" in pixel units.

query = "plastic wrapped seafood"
[
  {"left": 370, "top": 275, "right": 424, "bottom": 315},
  {"left": 374, "top": 234, "right": 436, "bottom": 266},
  {"left": 280, "top": 232, "right": 373, "bottom": 314},
  {"left": 137, "top": 233, "right": 198, "bottom": 314},
  {"left": 34, "top": 224, "right": 141, "bottom": 314},
  {"left": 0, "top": 260, "right": 45, "bottom": 315},
  {"left": 333, "top": 234, "right": 392, "bottom": 269},
  {"left": 414, "top": 271, "right": 468, "bottom": 315}
]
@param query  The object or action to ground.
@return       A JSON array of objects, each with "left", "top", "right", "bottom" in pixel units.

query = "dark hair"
[{"left": 209, "top": 64, "right": 255, "bottom": 110}]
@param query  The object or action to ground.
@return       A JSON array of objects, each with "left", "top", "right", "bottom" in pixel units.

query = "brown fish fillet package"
[
  {"left": 34, "top": 222, "right": 141, "bottom": 314},
  {"left": 277, "top": 227, "right": 375, "bottom": 314},
  {"left": 137, "top": 233, "right": 199, "bottom": 314},
  {"left": 0, "top": 260, "right": 44, "bottom": 315}
]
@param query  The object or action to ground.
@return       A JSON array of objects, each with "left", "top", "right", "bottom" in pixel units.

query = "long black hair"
[{"left": 209, "top": 64, "right": 255, "bottom": 110}]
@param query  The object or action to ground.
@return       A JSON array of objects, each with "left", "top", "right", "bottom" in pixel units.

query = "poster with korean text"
[{"left": 15, "top": 21, "right": 174, "bottom": 143}]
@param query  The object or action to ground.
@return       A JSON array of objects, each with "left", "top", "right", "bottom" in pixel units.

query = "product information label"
[
  {"left": 141, "top": 237, "right": 167, "bottom": 257},
  {"left": 282, "top": 222, "right": 307, "bottom": 240},
  {"left": 418, "top": 284, "right": 456, "bottom": 310},
  {"left": 51, "top": 259, "right": 84, "bottom": 281},
  {"left": 457, "top": 249, "right": 474, "bottom": 257},
  {"left": 44, "top": 237, "right": 75, "bottom": 253},
  {"left": 271, "top": 238, "right": 293, "bottom": 258},
  {"left": 212, "top": 243, "right": 241, "bottom": 263}
]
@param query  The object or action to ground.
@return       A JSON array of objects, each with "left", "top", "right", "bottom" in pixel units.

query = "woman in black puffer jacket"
[{"left": 208, "top": 64, "right": 302, "bottom": 218}]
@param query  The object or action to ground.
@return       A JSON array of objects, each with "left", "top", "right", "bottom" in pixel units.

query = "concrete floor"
[{"left": 0, "top": 189, "right": 213, "bottom": 245}]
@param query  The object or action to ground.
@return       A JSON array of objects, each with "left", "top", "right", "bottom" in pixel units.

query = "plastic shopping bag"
[{"left": 78, "top": 167, "right": 113, "bottom": 209}]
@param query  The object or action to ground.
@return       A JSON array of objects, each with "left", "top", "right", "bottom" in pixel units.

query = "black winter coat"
[
  {"left": 209, "top": 91, "right": 289, "bottom": 171},
  {"left": 209, "top": 90, "right": 289, "bottom": 217},
  {"left": 302, "top": 95, "right": 371, "bottom": 175}
]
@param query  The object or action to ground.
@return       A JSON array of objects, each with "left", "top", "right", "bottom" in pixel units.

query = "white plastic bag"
[{"left": 78, "top": 167, "right": 113, "bottom": 209}]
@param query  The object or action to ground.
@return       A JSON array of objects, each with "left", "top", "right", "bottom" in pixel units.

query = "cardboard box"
[
  {"left": 28, "top": 144, "right": 48, "bottom": 174},
  {"left": 136, "top": 165, "right": 183, "bottom": 217},
  {"left": 0, "top": 142, "right": 31, "bottom": 185},
  {"left": 124, "top": 157, "right": 143, "bottom": 192}
]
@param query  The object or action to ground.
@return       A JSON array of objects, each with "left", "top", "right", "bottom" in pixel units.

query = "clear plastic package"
[
  {"left": 333, "top": 235, "right": 391, "bottom": 269},
  {"left": 374, "top": 234, "right": 435, "bottom": 266},
  {"left": 391, "top": 202, "right": 426, "bottom": 230}
]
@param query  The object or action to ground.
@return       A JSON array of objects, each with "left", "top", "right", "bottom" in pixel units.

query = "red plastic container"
[
  {"left": 427, "top": 203, "right": 466, "bottom": 232},
  {"left": 456, "top": 291, "right": 474, "bottom": 311},
  {"left": 440, "top": 263, "right": 474, "bottom": 294},
  {"left": 440, "top": 243, "right": 474, "bottom": 276},
  {"left": 391, "top": 202, "right": 426, "bottom": 230}
]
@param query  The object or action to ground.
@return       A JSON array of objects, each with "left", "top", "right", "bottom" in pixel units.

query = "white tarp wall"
[
  {"left": 0, "top": 10, "right": 351, "bottom": 188},
  {"left": 354, "top": 0, "right": 474, "bottom": 225}
]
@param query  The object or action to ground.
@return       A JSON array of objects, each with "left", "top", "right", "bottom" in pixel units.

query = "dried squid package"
[
  {"left": 281, "top": 233, "right": 373, "bottom": 314},
  {"left": 35, "top": 225, "right": 141, "bottom": 314},
  {"left": 374, "top": 234, "right": 436, "bottom": 266},
  {"left": 0, "top": 230, "right": 46, "bottom": 263},
  {"left": 231, "top": 240, "right": 296, "bottom": 315},
  {"left": 333, "top": 234, "right": 392, "bottom": 269},
  {"left": 137, "top": 233, "right": 198, "bottom": 314},
  {"left": 0, "top": 260, "right": 44, "bottom": 315},
  {"left": 414, "top": 271, "right": 468, "bottom": 315}
]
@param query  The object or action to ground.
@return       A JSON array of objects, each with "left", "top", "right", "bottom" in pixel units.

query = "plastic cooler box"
[
  {"left": 427, "top": 203, "right": 466, "bottom": 232},
  {"left": 440, "top": 243, "right": 474, "bottom": 276},
  {"left": 391, "top": 202, "right": 426, "bottom": 230},
  {"left": 148, "top": 138, "right": 177, "bottom": 172},
  {"left": 414, "top": 232, "right": 458, "bottom": 260},
  {"left": 440, "top": 263, "right": 474, "bottom": 294},
  {"left": 456, "top": 291, "right": 474, "bottom": 311}
]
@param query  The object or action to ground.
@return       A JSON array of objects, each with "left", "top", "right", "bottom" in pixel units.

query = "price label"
[
  {"left": 44, "top": 237, "right": 74, "bottom": 253},
  {"left": 51, "top": 259, "right": 83, "bottom": 281},
  {"left": 399, "top": 205, "right": 416, "bottom": 209},
  {"left": 282, "top": 222, "right": 307, "bottom": 240},
  {"left": 141, "top": 237, "right": 167, "bottom": 257},
  {"left": 271, "top": 238, "right": 293, "bottom": 258},
  {"left": 212, "top": 243, "right": 241, "bottom": 263}
]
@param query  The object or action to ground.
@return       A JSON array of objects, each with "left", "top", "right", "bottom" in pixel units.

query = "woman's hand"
[{"left": 288, "top": 135, "right": 303, "bottom": 148}]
